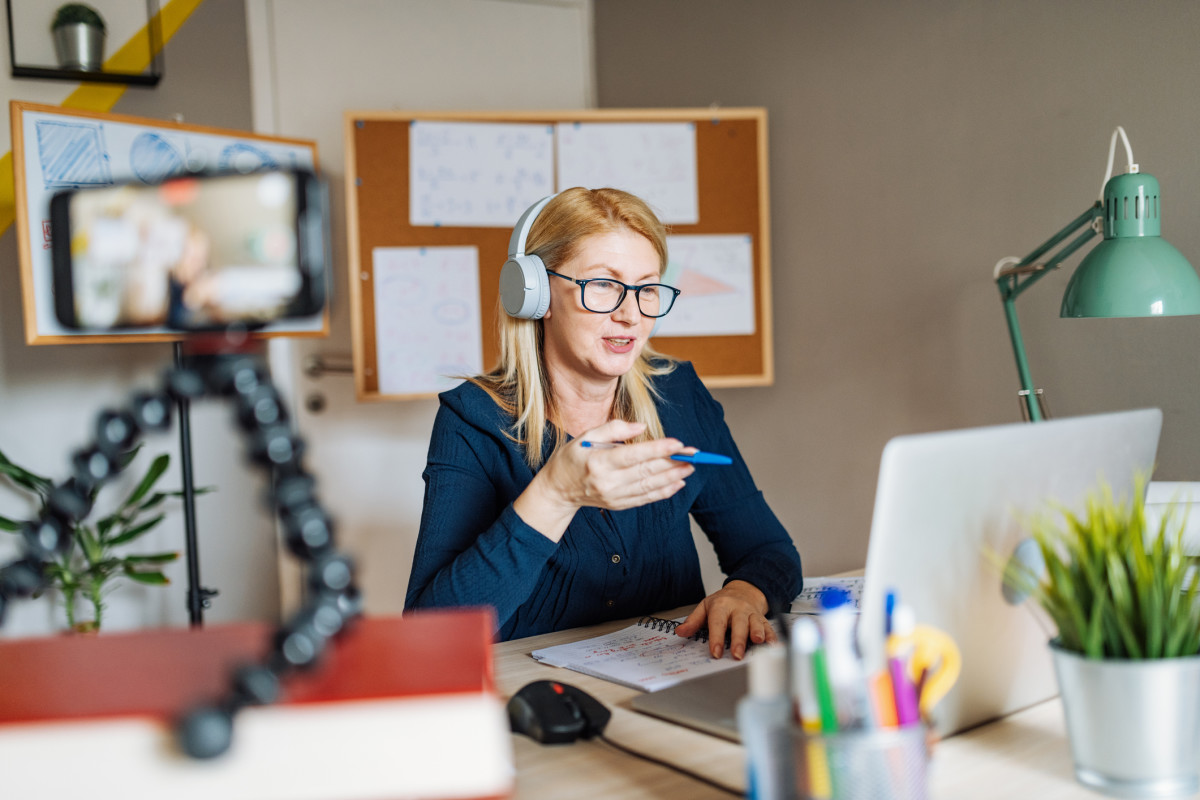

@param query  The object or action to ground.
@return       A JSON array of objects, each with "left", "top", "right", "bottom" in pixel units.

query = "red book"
[{"left": 0, "top": 610, "right": 513, "bottom": 800}]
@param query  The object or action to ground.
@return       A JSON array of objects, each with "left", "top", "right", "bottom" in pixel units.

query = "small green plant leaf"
[
  {"left": 75, "top": 525, "right": 103, "bottom": 565},
  {"left": 122, "top": 551, "right": 178, "bottom": 565},
  {"left": 122, "top": 568, "right": 169, "bottom": 585},
  {"left": 0, "top": 514, "right": 22, "bottom": 532},
  {"left": 117, "top": 444, "right": 143, "bottom": 470},
  {"left": 123, "top": 454, "right": 170, "bottom": 510},
  {"left": 135, "top": 492, "right": 169, "bottom": 513},
  {"left": 0, "top": 448, "right": 53, "bottom": 496},
  {"left": 107, "top": 514, "right": 166, "bottom": 547}
]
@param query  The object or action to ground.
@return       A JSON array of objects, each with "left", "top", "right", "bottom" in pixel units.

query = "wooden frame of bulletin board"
[
  {"left": 345, "top": 108, "right": 773, "bottom": 401},
  {"left": 10, "top": 101, "right": 325, "bottom": 345}
]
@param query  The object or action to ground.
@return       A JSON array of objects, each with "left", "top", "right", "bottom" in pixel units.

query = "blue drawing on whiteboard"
[
  {"left": 183, "top": 143, "right": 212, "bottom": 173},
  {"left": 130, "top": 132, "right": 185, "bottom": 183},
  {"left": 219, "top": 142, "right": 278, "bottom": 173},
  {"left": 35, "top": 120, "right": 112, "bottom": 188}
]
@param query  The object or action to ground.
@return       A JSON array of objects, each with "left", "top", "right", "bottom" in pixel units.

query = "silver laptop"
[{"left": 631, "top": 409, "right": 1162, "bottom": 740}]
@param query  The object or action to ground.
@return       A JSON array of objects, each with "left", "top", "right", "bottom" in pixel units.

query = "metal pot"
[
  {"left": 53, "top": 22, "right": 105, "bottom": 72},
  {"left": 1051, "top": 641, "right": 1200, "bottom": 798}
]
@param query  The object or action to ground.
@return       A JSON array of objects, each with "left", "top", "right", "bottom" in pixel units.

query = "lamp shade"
[{"left": 1061, "top": 172, "right": 1200, "bottom": 317}]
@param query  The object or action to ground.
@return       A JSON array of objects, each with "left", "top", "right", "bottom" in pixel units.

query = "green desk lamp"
[{"left": 994, "top": 126, "right": 1200, "bottom": 421}]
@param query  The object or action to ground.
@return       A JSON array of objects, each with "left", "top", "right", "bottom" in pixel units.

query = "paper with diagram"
[
  {"left": 653, "top": 234, "right": 756, "bottom": 337},
  {"left": 372, "top": 246, "right": 483, "bottom": 395}
]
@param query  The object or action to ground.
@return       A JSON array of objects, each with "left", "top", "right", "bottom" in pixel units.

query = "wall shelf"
[
  {"left": 6, "top": 0, "right": 162, "bottom": 87},
  {"left": 10, "top": 64, "right": 159, "bottom": 86}
]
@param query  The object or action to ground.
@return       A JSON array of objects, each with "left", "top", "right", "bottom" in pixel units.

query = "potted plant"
[
  {"left": 1006, "top": 479, "right": 1200, "bottom": 798},
  {"left": 0, "top": 445, "right": 188, "bottom": 633},
  {"left": 51, "top": 3, "right": 106, "bottom": 72}
]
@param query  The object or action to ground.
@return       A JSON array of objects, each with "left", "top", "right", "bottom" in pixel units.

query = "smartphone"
[{"left": 50, "top": 169, "right": 328, "bottom": 331}]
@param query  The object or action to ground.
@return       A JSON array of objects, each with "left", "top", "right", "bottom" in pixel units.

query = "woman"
[{"left": 404, "top": 187, "right": 802, "bottom": 659}]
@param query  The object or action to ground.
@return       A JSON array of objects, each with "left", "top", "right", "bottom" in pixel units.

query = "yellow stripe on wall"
[
  {"left": 0, "top": 152, "right": 12, "bottom": 235},
  {"left": 0, "top": 0, "right": 207, "bottom": 235}
]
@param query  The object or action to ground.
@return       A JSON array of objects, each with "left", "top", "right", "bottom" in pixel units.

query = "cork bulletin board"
[{"left": 345, "top": 108, "right": 773, "bottom": 401}]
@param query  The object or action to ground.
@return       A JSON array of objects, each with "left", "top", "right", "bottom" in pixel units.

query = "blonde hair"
[{"left": 470, "top": 187, "right": 676, "bottom": 468}]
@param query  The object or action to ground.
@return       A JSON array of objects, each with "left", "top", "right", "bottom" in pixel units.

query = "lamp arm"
[
  {"left": 994, "top": 203, "right": 1103, "bottom": 421},
  {"left": 1000, "top": 294, "right": 1042, "bottom": 419}
]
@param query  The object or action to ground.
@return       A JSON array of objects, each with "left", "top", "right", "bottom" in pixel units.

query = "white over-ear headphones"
[{"left": 498, "top": 195, "right": 556, "bottom": 319}]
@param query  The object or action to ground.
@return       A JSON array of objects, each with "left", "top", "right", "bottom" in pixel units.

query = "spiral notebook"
[{"left": 530, "top": 616, "right": 741, "bottom": 692}]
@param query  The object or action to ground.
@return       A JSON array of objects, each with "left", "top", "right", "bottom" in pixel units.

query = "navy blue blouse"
[{"left": 404, "top": 361, "right": 803, "bottom": 640}]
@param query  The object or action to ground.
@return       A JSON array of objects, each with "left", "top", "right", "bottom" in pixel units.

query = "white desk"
[{"left": 493, "top": 609, "right": 1148, "bottom": 799}]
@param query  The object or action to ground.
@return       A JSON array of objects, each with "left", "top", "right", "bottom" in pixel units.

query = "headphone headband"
[{"left": 507, "top": 195, "right": 556, "bottom": 258}]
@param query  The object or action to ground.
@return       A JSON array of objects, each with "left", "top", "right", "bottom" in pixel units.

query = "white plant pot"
[
  {"left": 53, "top": 23, "right": 105, "bottom": 72},
  {"left": 1051, "top": 642, "right": 1200, "bottom": 798}
]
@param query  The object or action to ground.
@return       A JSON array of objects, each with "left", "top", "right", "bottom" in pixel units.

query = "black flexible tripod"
[{"left": 0, "top": 341, "right": 360, "bottom": 759}]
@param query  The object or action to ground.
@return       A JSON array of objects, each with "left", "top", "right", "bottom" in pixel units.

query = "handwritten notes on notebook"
[{"left": 530, "top": 617, "right": 740, "bottom": 692}]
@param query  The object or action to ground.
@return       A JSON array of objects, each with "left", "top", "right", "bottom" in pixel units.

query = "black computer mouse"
[{"left": 507, "top": 680, "right": 612, "bottom": 744}]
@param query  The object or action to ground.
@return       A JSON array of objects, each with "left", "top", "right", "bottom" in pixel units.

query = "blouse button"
[
  {"left": 611, "top": 554, "right": 621, "bottom": 564},
  {"left": 605, "top": 599, "right": 615, "bottom": 608}
]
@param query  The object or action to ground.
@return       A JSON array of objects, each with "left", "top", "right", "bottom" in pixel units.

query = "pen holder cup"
[{"left": 793, "top": 724, "right": 929, "bottom": 800}]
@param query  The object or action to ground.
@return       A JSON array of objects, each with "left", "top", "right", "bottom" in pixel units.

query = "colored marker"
[
  {"left": 887, "top": 605, "right": 921, "bottom": 727},
  {"left": 790, "top": 617, "right": 823, "bottom": 732},
  {"left": 792, "top": 617, "right": 833, "bottom": 799},
  {"left": 579, "top": 440, "right": 732, "bottom": 465},
  {"left": 820, "top": 587, "right": 874, "bottom": 730},
  {"left": 869, "top": 671, "right": 900, "bottom": 729}
]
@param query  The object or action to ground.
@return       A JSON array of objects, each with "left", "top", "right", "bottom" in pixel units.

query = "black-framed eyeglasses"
[{"left": 545, "top": 269, "right": 681, "bottom": 318}]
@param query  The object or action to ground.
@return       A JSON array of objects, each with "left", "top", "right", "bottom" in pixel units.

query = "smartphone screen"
[{"left": 51, "top": 170, "right": 325, "bottom": 331}]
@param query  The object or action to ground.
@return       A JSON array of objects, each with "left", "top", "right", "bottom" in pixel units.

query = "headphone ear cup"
[{"left": 499, "top": 254, "right": 551, "bottom": 319}]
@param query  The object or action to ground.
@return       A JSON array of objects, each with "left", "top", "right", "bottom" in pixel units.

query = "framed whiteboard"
[{"left": 10, "top": 101, "right": 326, "bottom": 345}]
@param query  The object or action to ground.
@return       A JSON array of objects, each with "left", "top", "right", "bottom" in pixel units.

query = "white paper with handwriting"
[{"left": 531, "top": 617, "right": 740, "bottom": 692}]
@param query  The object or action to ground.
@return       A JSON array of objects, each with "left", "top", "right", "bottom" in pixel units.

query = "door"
[{"left": 245, "top": 0, "right": 593, "bottom": 613}]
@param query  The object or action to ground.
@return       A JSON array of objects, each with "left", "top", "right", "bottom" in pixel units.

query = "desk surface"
[{"left": 493, "top": 609, "right": 1126, "bottom": 800}]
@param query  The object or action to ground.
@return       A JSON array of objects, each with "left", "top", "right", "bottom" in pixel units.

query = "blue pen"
[
  {"left": 671, "top": 452, "right": 732, "bottom": 465},
  {"left": 579, "top": 440, "right": 732, "bottom": 465}
]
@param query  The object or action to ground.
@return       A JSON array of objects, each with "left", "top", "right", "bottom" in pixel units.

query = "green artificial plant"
[
  {"left": 1008, "top": 478, "right": 1200, "bottom": 660},
  {"left": 51, "top": 3, "right": 106, "bottom": 33},
  {"left": 0, "top": 445, "right": 187, "bottom": 632}
]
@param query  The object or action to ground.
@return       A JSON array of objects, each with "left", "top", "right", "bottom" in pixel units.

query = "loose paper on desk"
[
  {"left": 556, "top": 122, "right": 698, "bottom": 224},
  {"left": 653, "top": 234, "right": 756, "bottom": 337},
  {"left": 531, "top": 618, "right": 742, "bottom": 692},
  {"left": 790, "top": 576, "right": 865, "bottom": 616},
  {"left": 373, "top": 245, "right": 483, "bottom": 395}
]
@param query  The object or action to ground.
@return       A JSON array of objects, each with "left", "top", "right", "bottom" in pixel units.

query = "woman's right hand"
[{"left": 513, "top": 419, "right": 694, "bottom": 542}]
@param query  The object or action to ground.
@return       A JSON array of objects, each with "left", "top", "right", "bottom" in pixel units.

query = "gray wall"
[
  {"left": 0, "top": 0, "right": 278, "bottom": 635},
  {"left": 594, "top": 0, "right": 1200, "bottom": 575}
]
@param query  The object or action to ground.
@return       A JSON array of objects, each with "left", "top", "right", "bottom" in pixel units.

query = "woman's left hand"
[{"left": 674, "top": 580, "right": 775, "bottom": 660}]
